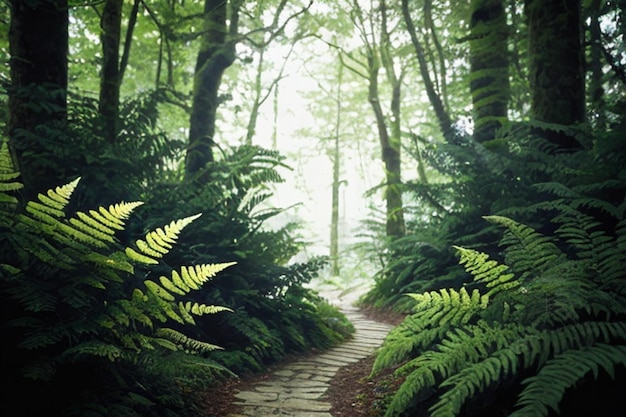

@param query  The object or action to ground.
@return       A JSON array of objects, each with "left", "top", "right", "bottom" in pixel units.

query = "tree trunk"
[
  {"left": 245, "top": 48, "right": 266, "bottom": 146},
  {"left": 377, "top": 0, "right": 405, "bottom": 239},
  {"left": 185, "top": 0, "right": 239, "bottom": 182},
  {"left": 8, "top": 0, "right": 69, "bottom": 198},
  {"left": 588, "top": 0, "right": 606, "bottom": 129},
  {"left": 469, "top": 0, "right": 510, "bottom": 142},
  {"left": 365, "top": 50, "right": 405, "bottom": 239},
  {"left": 99, "top": 0, "right": 123, "bottom": 143},
  {"left": 525, "top": 0, "right": 585, "bottom": 148},
  {"left": 330, "top": 62, "right": 343, "bottom": 276},
  {"left": 401, "top": 0, "right": 456, "bottom": 144},
  {"left": 424, "top": 0, "right": 450, "bottom": 113}
]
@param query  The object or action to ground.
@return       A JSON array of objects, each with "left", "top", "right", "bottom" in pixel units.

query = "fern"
[
  {"left": 511, "top": 344, "right": 626, "bottom": 416},
  {"left": 376, "top": 211, "right": 626, "bottom": 417},
  {"left": 0, "top": 147, "right": 236, "bottom": 417},
  {"left": 126, "top": 213, "right": 201, "bottom": 265}
]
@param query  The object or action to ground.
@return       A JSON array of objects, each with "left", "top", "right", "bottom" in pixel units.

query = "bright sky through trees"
[{"left": 224, "top": 32, "right": 385, "bottom": 262}]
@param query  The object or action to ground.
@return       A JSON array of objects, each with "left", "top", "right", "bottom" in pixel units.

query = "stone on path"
[{"left": 226, "top": 287, "right": 394, "bottom": 417}]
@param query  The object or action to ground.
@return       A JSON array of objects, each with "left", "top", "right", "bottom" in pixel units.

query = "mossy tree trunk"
[
  {"left": 379, "top": 0, "right": 405, "bottom": 239},
  {"left": 185, "top": 0, "right": 240, "bottom": 183},
  {"left": 525, "top": 0, "right": 585, "bottom": 148},
  {"left": 8, "top": 0, "right": 68, "bottom": 199},
  {"left": 469, "top": 0, "right": 510, "bottom": 143}
]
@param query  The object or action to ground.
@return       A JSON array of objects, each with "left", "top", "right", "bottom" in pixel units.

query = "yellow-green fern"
[{"left": 125, "top": 213, "right": 202, "bottom": 265}]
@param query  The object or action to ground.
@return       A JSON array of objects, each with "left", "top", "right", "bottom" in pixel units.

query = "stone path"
[{"left": 226, "top": 290, "right": 394, "bottom": 417}]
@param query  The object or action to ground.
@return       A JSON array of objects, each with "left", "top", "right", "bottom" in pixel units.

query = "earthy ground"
[{"left": 196, "top": 306, "right": 406, "bottom": 417}]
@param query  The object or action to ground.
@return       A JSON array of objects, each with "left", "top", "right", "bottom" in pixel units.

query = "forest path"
[{"left": 226, "top": 286, "right": 394, "bottom": 417}]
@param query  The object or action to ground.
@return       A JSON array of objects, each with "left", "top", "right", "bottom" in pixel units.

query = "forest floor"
[{"left": 196, "top": 305, "right": 406, "bottom": 417}]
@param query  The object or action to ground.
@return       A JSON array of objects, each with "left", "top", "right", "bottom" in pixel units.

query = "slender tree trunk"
[
  {"left": 99, "top": 0, "right": 123, "bottom": 143},
  {"left": 8, "top": 0, "right": 69, "bottom": 198},
  {"left": 401, "top": 0, "right": 456, "bottom": 144},
  {"left": 525, "top": 0, "right": 585, "bottom": 148},
  {"left": 185, "top": 0, "right": 239, "bottom": 182},
  {"left": 469, "top": 0, "right": 510, "bottom": 142},
  {"left": 271, "top": 83, "right": 279, "bottom": 149},
  {"left": 588, "top": 0, "right": 606, "bottom": 129},
  {"left": 245, "top": 48, "right": 266, "bottom": 145},
  {"left": 424, "top": 0, "right": 449, "bottom": 113},
  {"left": 330, "top": 62, "right": 343, "bottom": 276}
]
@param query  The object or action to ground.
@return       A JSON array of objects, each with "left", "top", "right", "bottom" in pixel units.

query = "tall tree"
[
  {"left": 185, "top": 0, "right": 239, "bottom": 182},
  {"left": 378, "top": 0, "right": 405, "bottom": 238},
  {"left": 343, "top": 0, "right": 405, "bottom": 238},
  {"left": 401, "top": 0, "right": 455, "bottom": 144},
  {"left": 98, "top": 0, "right": 140, "bottom": 143},
  {"left": 587, "top": 0, "right": 606, "bottom": 130},
  {"left": 185, "top": 0, "right": 309, "bottom": 181},
  {"left": 525, "top": 0, "right": 585, "bottom": 148},
  {"left": 8, "top": 0, "right": 69, "bottom": 198},
  {"left": 329, "top": 60, "right": 343, "bottom": 276},
  {"left": 468, "top": 0, "right": 510, "bottom": 142}
]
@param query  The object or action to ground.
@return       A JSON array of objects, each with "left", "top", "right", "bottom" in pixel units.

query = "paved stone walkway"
[{"left": 226, "top": 295, "right": 394, "bottom": 417}]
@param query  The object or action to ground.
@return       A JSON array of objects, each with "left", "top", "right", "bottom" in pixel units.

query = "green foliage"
[
  {"left": 140, "top": 144, "right": 353, "bottom": 374},
  {"left": 0, "top": 141, "right": 235, "bottom": 417},
  {"left": 372, "top": 210, "right": 626, "bottom": 417},
  {"left": 9, "top": 90, "right": 183, "bottom": 210},
  {"left": 365, "top": 118, "right": 626, "bottom": 416}
]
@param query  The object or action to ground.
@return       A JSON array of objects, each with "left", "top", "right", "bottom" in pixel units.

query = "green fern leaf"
[
  {"left": 171, "top": 270, "right": 190, "bottom": 292},
  {"left": 181, "top": 266, "right": 200, "bottom": 290},
  {"left": 158, "top": 276, "right": 186, "bottom": 296},
  {"left": 144, "top": 280, "right": 176, "bottom": 301},
  {"left": 512, "top": 344, "right": 626, "bottom": 417},
  {"left": 88, "top": 208, "right": 126, "bottom": 230},
  {"left": 49, "top": 177, "right": 81, "bottom": 205},
  {"left": 136, "top": 238, "right": 164, "bottom": 258},
  {"left": 75, "top": 211, "right": 117, "bottom": 235},
  {"left": 58, "top": 222, "right": 108, "bottom": 248},
  {"left": 129, "top": 213, "right": 203, "bottom": 264},
  {"left": 155, "top": 328, "right": 224, "bottom": 353},
  {"left": 20, "top": 359, "right": 57, "bottom": 381},
  {"left": 188, "top": 302, "right": 232, "bottom": 316},
  {"left": 125, "top": 247, "right": 159, "bottom": 265},
  {"left": 145, "top": 232, "right": 172, "bottom": 254},
  {"left": 108, "top": 201, "right": 143, "bottom": 222}
]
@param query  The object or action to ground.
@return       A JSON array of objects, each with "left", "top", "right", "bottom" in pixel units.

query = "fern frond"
[
  {"left": 371, "top": 316, "right": 438, "bottom": 374},
  {"left": 63, "top": 341, "right": 124, "bottom": 362},
  {"left": 47, "top": 177, "right": 80, "bottom": 206},
  {"left": 144, "top": 262, "right": 237, "bottom": 302},
  {"left": 453, "top": 245, "right": 520, "bottom": 297},
  {"left": 185, "top": 301, "right": 232, "bottom": 316},
  {"left": 407, "top": 286, "right": 489, "bottom": 326},
  {"left": 484, "top": 215, "right": 564, "bottom": 277},
  {"left": 154, "top": 328, "right": 224, "bottom": 354},
  {"left": 126, "top": 213, "right": 202, "bottom": 265},
  {"left": 384, "top": 322, "right": 530, "bottom": 417},
  {"left": 430, "top": 356, "right": 509, "bottom": 417},
  {"left": 20, "top": 358, "right": 57, "bottom": 381},
  {"left": 0, "top": 142, "right": 21, "bottom": 224},
  {"left": 511, "top": 344, "right": 626, "bottom": 417}
]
